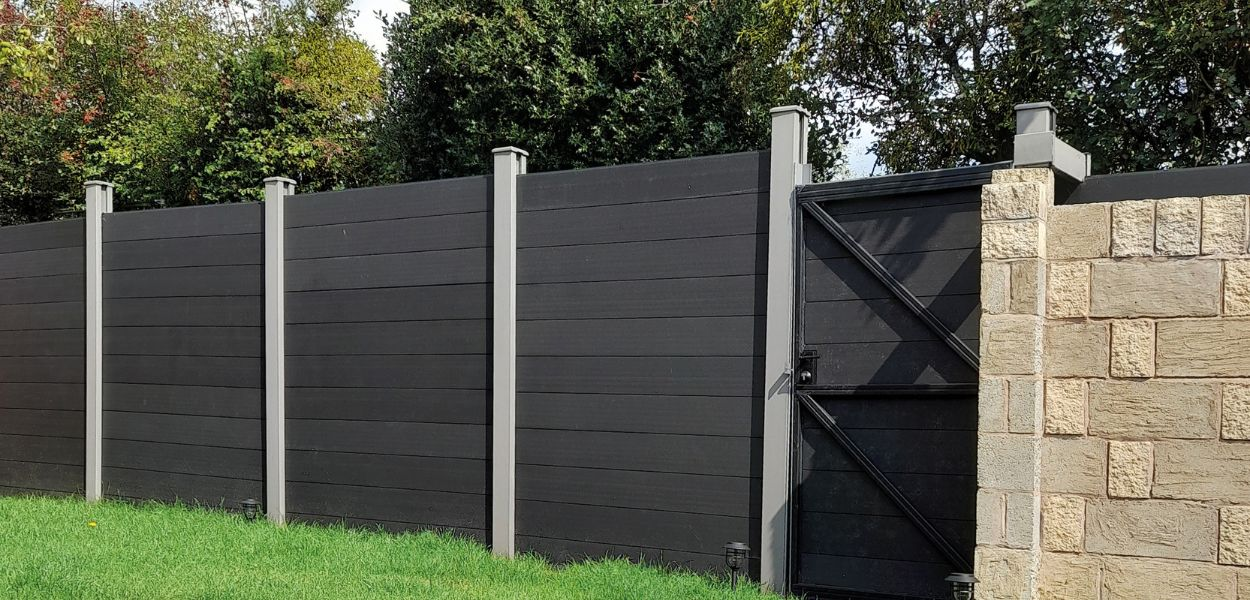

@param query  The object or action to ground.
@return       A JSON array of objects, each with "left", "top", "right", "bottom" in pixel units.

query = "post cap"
[
  {"left": 769, "top": 105, "right": 811, "bottom": 118},
  {"left": 491, "top": 146, "right": 529, "bottom": 157},
  {"left": 1015, "top": 101, "right": 1057, "bottom": 135},
  {"left": 83, "top": 180, "right": 114, "bottom": 189},
  {"left": 262, "top": 176, "right": 296, "bottom": 185}
]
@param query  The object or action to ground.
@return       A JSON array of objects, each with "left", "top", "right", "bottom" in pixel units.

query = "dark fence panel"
[
  {"left": 101, "top": 204, "right": 264, "bottom": 507},
  {"left": 514, "top": 152, "right": 769, "bottom": 575},
  {"left": 284, "top": 176, "right": 491, "bottom": 542},
  {"left": 0, "top": 219, "right": 85, "bottom": 496}
]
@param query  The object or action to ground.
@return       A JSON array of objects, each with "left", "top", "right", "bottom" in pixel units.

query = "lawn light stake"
[
  {"left": 241, "top": 498, "right": 261, "bottom": 522},
  {"left": 946, "top": 572, "right": 977, "bottom": 600},
  {"left": 723, "top": 541, "right": 749, "bottom": 590}
]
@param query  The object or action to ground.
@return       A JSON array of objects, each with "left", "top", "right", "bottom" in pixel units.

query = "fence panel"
[
  {"left": 101, "top": 204, "right": 265, "bottom": 506},
  {"left": 513, "top": 152, "right": 769, "bottom": 574},
  {"left": 284, "top": 176, "right": 492, "bottom": 540},
  {"left": 0, "top": 219, "right": 85, "bottom": 495}
]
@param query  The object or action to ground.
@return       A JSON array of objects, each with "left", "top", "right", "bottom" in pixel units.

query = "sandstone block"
[
  {"left": 1102, "top": 556, "right": 1236, "bottom": 600},
  {"left": 1041, "top": 495, "right": 1084, "bottom": 552},
  {"left": 1111, "top": 200, "right": 1155, "bottom": 257},
  {"left": 977, "top": 489, "right": 1005, "bottom": 546},
  {"left": 1156, "top": 319, "right": 1250, "bottom": 377},
  {"left": 1110, "top": 319, "right": 1154, "bottom": 378},
  {"left": 1005, "top": 491, "right": 1039, "bottom": 549},
  {"left": 1202, "top": 195, "right": 1249, "bottom": 255},
  {"left": 984, "top": 182, "right": 1047, "bottom": 221},
  {"left": 1156, "top": 197, "right": 1202, "bottom": 255},
  {"left": 984, "top": 220, "right": 1043, "bottom": 260},
  {"left": 981, "top": 315, "right": 1043, "bottom": 376},
  {"left": 982, "top": 261, "right": 1010, "bottom": 315},
  {"left": 1041, "top": 437, "right": 1106, "bottom": 495},
  {"left": 1044, "top": 379, "right": 1085, "bottom": 435},
  {"left": 1223, "top": 383, "right": 1250, "bottom": 440},
  {"left": 1045, "top": 262, "right": 1089, "bottom": 318},
  {"left": 1086, "top": 500, "right": 1218, "bottom": 561},
  {"left": 980, "top": 434, "right": 1040, "bottom": 491},
  {"left": 1039, "top": 553, "right": 1101, "bottom": 600},
  {"left": 1088, "top": 380, "right": 1219, "bottom": 440},
  {"left": 1090, "top": 260, "right": 1221, "bottom": 317},
  {"left": 1008, "top": 378, "right": 1042, "bottom": 434},
  {"left": 1009, "top": 259, "right": 1044, "bottom": 314},
  {"left": 1155, "top": 441, "right": 1250, "bottom": 503},
  {"left": 1221, "top": 506, "right": 1250, "bottom": 566},
  {"left": 979, "top": 377, "right": 1009, "bottom": 433},
  {"left": 1227, "top": 260, "right": 1250, "bottom": 316},
  {"left": 1107, "top": 441, "right": 1152, "bottom": 499},
  {"left": 992, "top": 167, "right": 1054, "bottom": 186},
  {"left": 1043, "top": 322, "right": 1108, "bottom": 378},
  {"left": 975, "top": 546, "right": 1034, "bottom": 600},
  {"left": 1048, "top": 204, "right": 1110, "bottom": 259}
]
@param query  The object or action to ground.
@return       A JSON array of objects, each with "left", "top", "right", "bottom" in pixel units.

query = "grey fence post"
[
  {"left": 84, "top": 181, "right": 113, "bottom": 502},
  {"left": 491, "top": 146, "right": 527, "bottom": 557},
  {"left": 263, "top": 176, "right": 295, "bottom": 524},
  {"left": 1012, "top": 101, "right": 1090, "bottom": 182},
  {"left": 760, "top": 106, "right": 810, "bottom": 591}
]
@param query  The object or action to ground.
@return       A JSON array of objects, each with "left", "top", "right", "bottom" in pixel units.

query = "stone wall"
[{"left": 976, "top": 167, "right": 1250, "bottom": 599}]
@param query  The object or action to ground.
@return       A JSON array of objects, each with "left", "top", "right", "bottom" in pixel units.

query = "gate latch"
[{"left": 797, "top": 349, "right": 818, "bottom": 385}]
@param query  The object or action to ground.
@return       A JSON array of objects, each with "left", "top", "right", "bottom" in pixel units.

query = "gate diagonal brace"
[
  {"left": 800, "top": 202, "right": 980, "bottom": 371},
  {"left": 797, "top": 392, "right": 973, "bottom": 574}
]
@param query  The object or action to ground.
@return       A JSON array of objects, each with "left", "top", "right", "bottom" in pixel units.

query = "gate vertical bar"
[
  {"left": 264, "top": 176, "right": 295, "bottom": 524},
  {"left": 760, "top": 106, "right": 809, "bottom": 591},
  {"left": 492, "top": 146, "right": 527, "bottom": 557},
  {"left": 84, "top": 180, "right": 113, "bottom": 502}
]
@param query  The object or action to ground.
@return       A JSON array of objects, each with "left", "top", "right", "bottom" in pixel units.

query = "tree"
[
  {"left": 379, "top": 0, "right": 836, "bottom": 181},
  {"left": 748, "top": 0, "right": 1250, "bottom": 174}
]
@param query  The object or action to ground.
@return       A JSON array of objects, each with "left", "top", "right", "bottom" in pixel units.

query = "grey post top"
[{"left": 1012, "top": 100, "right": 1089, "bottom": 183}]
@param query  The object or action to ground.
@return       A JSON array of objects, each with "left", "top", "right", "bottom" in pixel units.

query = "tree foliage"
[
  {"left": 380, "top": 0, "right": 836, "bottom": 181},
  {"left": 748, "top": 0, "right": 1250, "bottom": 174}
]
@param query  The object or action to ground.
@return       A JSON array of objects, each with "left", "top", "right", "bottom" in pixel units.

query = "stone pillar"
[{"left": 976, "top": 167, "right": 1053, "bottom": 599}]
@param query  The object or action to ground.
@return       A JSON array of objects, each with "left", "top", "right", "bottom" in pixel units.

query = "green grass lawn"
[{"left": 0, "top": 496, "right": 780, "bottom": 599}]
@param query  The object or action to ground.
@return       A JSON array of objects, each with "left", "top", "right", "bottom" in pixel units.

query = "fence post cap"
[
  {"left": 492, "top": 146, "right": 529, "bottom": 157},
  {"left": 262, "top": 176, "right": 296, "bottom": 185},
  {"left": 83, "top": 180, "right": 114, "bottom": 188},
  {"left": 770, "top": 105, "right": 810, "bottom": 117}
]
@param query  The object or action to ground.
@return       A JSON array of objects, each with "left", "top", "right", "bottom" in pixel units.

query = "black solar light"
[
  {"left": 723, "top": 541, "right": 749, "bottom": 590},
  {"left": 946, "top": 572, "right": 977, "bottom": 600},
  {"left": 241, "top": 498, "right": 261, "bottom": 522}
]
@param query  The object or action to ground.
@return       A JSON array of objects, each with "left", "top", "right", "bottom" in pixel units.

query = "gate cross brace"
[
  {"left": 800, "top": 202, "right": 980, "bottom": 371},
  {"left": 797, "top": 392, "right": 974, "bottom": 574}
]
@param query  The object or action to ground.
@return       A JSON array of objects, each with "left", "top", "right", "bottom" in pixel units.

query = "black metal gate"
[{"left": 791, "top": 165, "right": 1005, "bottom": 599}]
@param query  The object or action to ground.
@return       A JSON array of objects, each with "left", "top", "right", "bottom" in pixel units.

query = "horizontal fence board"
[
  {"left": 517, "top": 192, "right": 766, "bottom": 248},
  {"left": 517, "top": 500, "right": 758, "bottom": 556},
  {"left": 517, "top": 317, "right": 761, "bottom": 357},
  {"left": 288, "top": 513, "right": 488, "bottom": 542},
  {"left": 104, "top": 327, "right": 263, "bottom": 358},
  {"left": 803, "top": 201, "right": 979, "bottom": 259},
  {"left": 287, "top": 321, "right": 488, "bottom": 356},
  {"left": 0, "top": 246, "right": 83, "bottom": 279},
  {"left": 287, "top": 355, "right": 486, "bottom": 390},
  {"left": 802, "top": 396, "right": 977, "bottom": 432},
  {"left": 0, "top": 301, "right": 84, "bottom": 331},
  {"left": 517, "top": 429, "right": 759, "bottom": 477},
  {"left": 797, "top": 511, "right": 970, "bottom": 565},
  {"left": 102, "top": 203, "right": 262, "bottom": 241},
  {"left": 104, "top": 266, "right": 262, "bottom": 299},
  {"left": 105, "top": 384, "right": 263, "bottom": 419},
  {"left": 798, "top": 470, "right": 975, "bottom": 522},
  {"left": 804, "top": 248, "right": 979, "bottom": 302},
  {"left": 516, "top": 535, "right": 752, "bottom": 575},
  {"left": 286, "top": 481, "right": 486, "bottom": 530},
  {"left": 0, "top": 408, "right": 82, "bottom": 438},
  {"left": 0, "top": 356, "right": 85, "bottom": 383},
  {"left": 0, "top": 433, "right": 83, "bottom": 465},
  {"left": 103, "top": 467, "right": 261, "bottom": 507},
  {"left": 104, "top": 412, "right": 262, "bottom": 449},
  {"left": 105, "top": 297, "right": 263, "bottom": 327},
  {"left": 287, "top": 451, "right": 485, "bottom": 494},
  {"left": 809, "top": 184, "right": 984, "bottom": 216},
  {"left": 517, "top": 465, "right": 758, "bottom": 518},
  {"left": 517, "top": 393, "right": 759, "bottom": 437},
  {"left": 801, "top": 428, "right": 975, "bottom": 475},
  {"left": 285, "top": 177, "right": 490, "bottom": 227},
  {"left": 0, "top": 383, "right": 84, "bottom": 410},
  {"left": 286, "top": 388, "right": 487, "bottom": 424},
  {"left": 0, "top": 274, "right": 82, "bottom": 305},
  {"left": 286, "top": 212, "right": 488, "bottom": 259},
  {"left": 0, "top": 328, "right": 84, "bottom": 357},
  {"left": 518, "top": 276, "right": 764, "bottom": 320},
  {"left": 103, "top": 234, "right": 262, "bottom": 270},
  {"left": 286, "top": 248, "right": 489, "bottom": 292},
  {"left": 0, "top": 459, "right": 82, "bottom": 493},
  {"left": 103, "top": 439, "right": 262, "bottom": 480},
  {"left": 287, "top": 420, "right": 487, "bottom": 459},
  {"left": 518, "top": 235, "right": 765, "bottom": 284},
  {"left": 0, "top": 219, "right": 84, "bottom": 254},
  {"left": 517, "top": 356, "right": 760, "bottom": 396},
  {"left": 803, "top": 297, "right": 978, "bottom": 345},
  {"left": 518, "top": 152, "right": 767, "bottom": 212},
  {"left": 796, "top": 553, "right": 956, "bottom": 599},
  {"left": 286, "top": 284, "right": 489, "bottom": 324},
  {"left": 104, "top": 355, "right": 262, "bottom": 388},
  {"left": 804, "top": 340, "right": 978, "bottom": 387}
]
